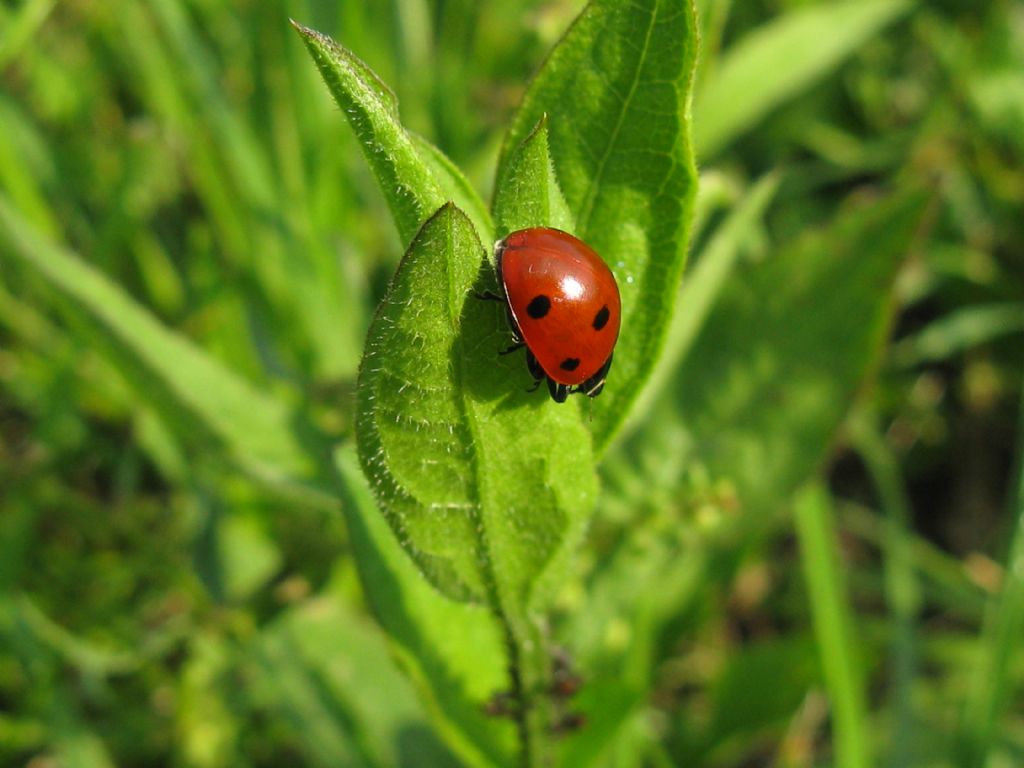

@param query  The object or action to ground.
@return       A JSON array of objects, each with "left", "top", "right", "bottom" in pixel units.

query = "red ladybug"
[{"left": 489, "top": 227, "right": 621, "bottom": 403}]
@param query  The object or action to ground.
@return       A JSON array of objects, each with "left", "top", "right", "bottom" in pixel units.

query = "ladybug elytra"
[{"left": 489, "top": 227, "right": 621, "bottom": 403}]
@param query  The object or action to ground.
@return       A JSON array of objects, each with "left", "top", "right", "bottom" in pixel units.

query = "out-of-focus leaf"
[
  {"left": 556, "top": 680, "right": 647, "bottom": 768},
  {"left": 177, "top": 634, "right": 238, "bottom": 768},
  {"left": 0, "top": 199, "right": 332, "bottom": 506},
  {"left": 251, "top": 595, "right": 462, "bottom": 768},
  {"left": 891, "top": 303, "right": 1024, "bottom": 366},
  {"left": 695, "top": 0, "right": 914, "bottom": 158},
  {"left": 498, "top": 0, "right": 700, "bottom": 452},
  {"left": 218, "top": 513, "right": 282, "bottom": 602},
  {"left": 53, "top": 722, "right": 116, "bottom": 768},
  {"left": 629, "top": 173, "right": 779, "bottom": 425},
  {"left": 0, "top": 0, "right": 57, "bottom": 70},
  {"left": 673, "top": 190, "right": 928, "bottom": 514},
  {"left": 697, "top": 637, "right": 819, "bottom": 760},
  {"left": 410, "top": 132, "right": 493, "bottom": 244},
  {"left": 334, "top": 446, "right": 515, "bottom": 767},
  {"left": 969, "top": 70, "right": 1024, "bottom": 156},
  {"left": 4, "top": 596, "right": 140, "bottom": 677}
]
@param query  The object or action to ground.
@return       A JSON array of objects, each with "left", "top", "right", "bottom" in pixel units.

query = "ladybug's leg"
[
  {"left": 579, "top": 354, "right": 613, "bottom": 398},
  {"left": 548, "top": 377, "right": 569, "bottom": 403},
  {"left": 504, "top": 307, "right": 523, "bottom": 344},
  {"left": 500, "top": 342, "right": 525, "bottom": 355},
  {"left": 526, "top": 350, "right": 546, "bottom": 382},
  {"left": 473, "top": 290, "right": 505, "bottom": 302},
  {"left": 525, "top": 350, "right": 546, "bottom": 394}
]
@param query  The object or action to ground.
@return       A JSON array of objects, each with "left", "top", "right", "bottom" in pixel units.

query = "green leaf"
[
  {"left": 5, "top": 596, "right": 141, "bottom": 677},
  {"left": 334, "top": 446, "right": 514, "bottom": 767},
  {"left": 493, "top": 116, "right": 573, "bottom": 239},
  {"left": 292, "top": 21, "right": 447, "bottom": 247},
  {"left": 251, "top": 595, "right": 463, "bottom": 768},
  {"left": 498, "top": 0, "right": 700, "bottom": 452},
  {"left": 628, "top": 173, "right": 780, "bottom": 425},
  {"left": 891, "top": 303, "right": 1024, "bottom": 366},
  {"left": 695, "top": 0, "right": 914, "bottom": 158},
  {"left": 355, "top": 202, "right": 597, "bottom": 612},
  {"left": 0, "top": 198, "right": 331, "bottom": 506},
  {"left": 53, "top": 721, "right": 116, "bottom": 768},
  {"left": 669, "top": 635, "right": 820, "bottom": 763},
  {"left": 177, "top": 634, "right": 239, "bottom": 767},
  {"left": 217, "top": 512, "right": 283, "bottom": 602},
  {"left": 672, "top": 190, "right": 927, "bottom": 515},
  {"left": 702, "top": 636, "right": 819, "bottom": 754}
]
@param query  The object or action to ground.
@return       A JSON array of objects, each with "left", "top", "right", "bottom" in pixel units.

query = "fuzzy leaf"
[
  {"left": 498, "top": 0, "right": 700, "bottom": 453},
  {"left": 355, "top": 203, "right": 597, "bottom": 615},
  {"left": 292, "top": 21, "right": 446, "bottom": 246},
  {"left": 493, "top": 116, "right": 573, "bottom": 239}
]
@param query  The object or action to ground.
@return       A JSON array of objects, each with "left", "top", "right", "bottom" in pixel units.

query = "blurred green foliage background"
[{"left": 1, "top": 0, "right": 1022, "bottom": 766}]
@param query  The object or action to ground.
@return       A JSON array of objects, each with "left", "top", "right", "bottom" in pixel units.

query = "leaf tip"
[{"left": 289, "top": 18, "right": 328, "bottom": 49}]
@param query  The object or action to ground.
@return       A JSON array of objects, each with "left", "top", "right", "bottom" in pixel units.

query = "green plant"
[
  {"left": 2, "top": 0, "right": 1023, "bottom": 766},
  {"left": 293, "top": 0, "right": 700, "bottom": 759}
]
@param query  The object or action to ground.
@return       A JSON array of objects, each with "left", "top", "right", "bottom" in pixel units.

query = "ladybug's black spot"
[
  {"left": 560, "top": 357, "right": 581, "bottom": 372},
  {"left": 527, "top": 294, "right": 551, "bottom": 319},
  {"left": 592, "top": 305, "right": 610, "bottom": 331}
]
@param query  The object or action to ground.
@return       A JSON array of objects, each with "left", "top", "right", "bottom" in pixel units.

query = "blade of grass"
[
  {"left": 849, "top": 411, "right": 922, "bottom": 768},
  {"left": 0, "top": 198, "right": 333, "bottom": 506},
  {"left": 0, "top": 0, "right": 56, "bottom": 70},
  {"left": 794, "top": 483, "right": 872, "bottom": 768},
  {"left": 0, "top": 96, "right": 58, "bottom": 236},
  {"left": 102, "top": 0, "right": 362, "bottom": 378},
  {"left": 956, "top": 383, "right": 1024, "bottom": 767},
  {"left": 839, "top": 500, "right": 988, "bottom": 618},
  {"left": 891, "top": 303, "right": 1024, "bottom": 367},
  {"left": 146, "top": 0, "right": 363, "bottom": 377},
  {"left": 695, "top": 0, "right": 914, "bottom": 158}
]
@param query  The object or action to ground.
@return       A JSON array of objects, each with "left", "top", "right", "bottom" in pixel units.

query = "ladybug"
[{"left": 487, "top": 227, "right": 621, "bottom": 403}]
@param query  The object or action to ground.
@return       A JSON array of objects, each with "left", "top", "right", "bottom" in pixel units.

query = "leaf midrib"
[
  {"left": 577, "top": 2, "right": 659, "bottom": 235},
  {"left": 443, "top": 207, "right": 499, "bottom": 611}
]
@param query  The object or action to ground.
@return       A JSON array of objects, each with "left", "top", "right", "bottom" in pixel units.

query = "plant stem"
[
  {"left": 794, "top": 483, "right": 872, "bottom": 768},
  {"left": 502, "top": 612, "right": 553, "bottom": 767}
]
